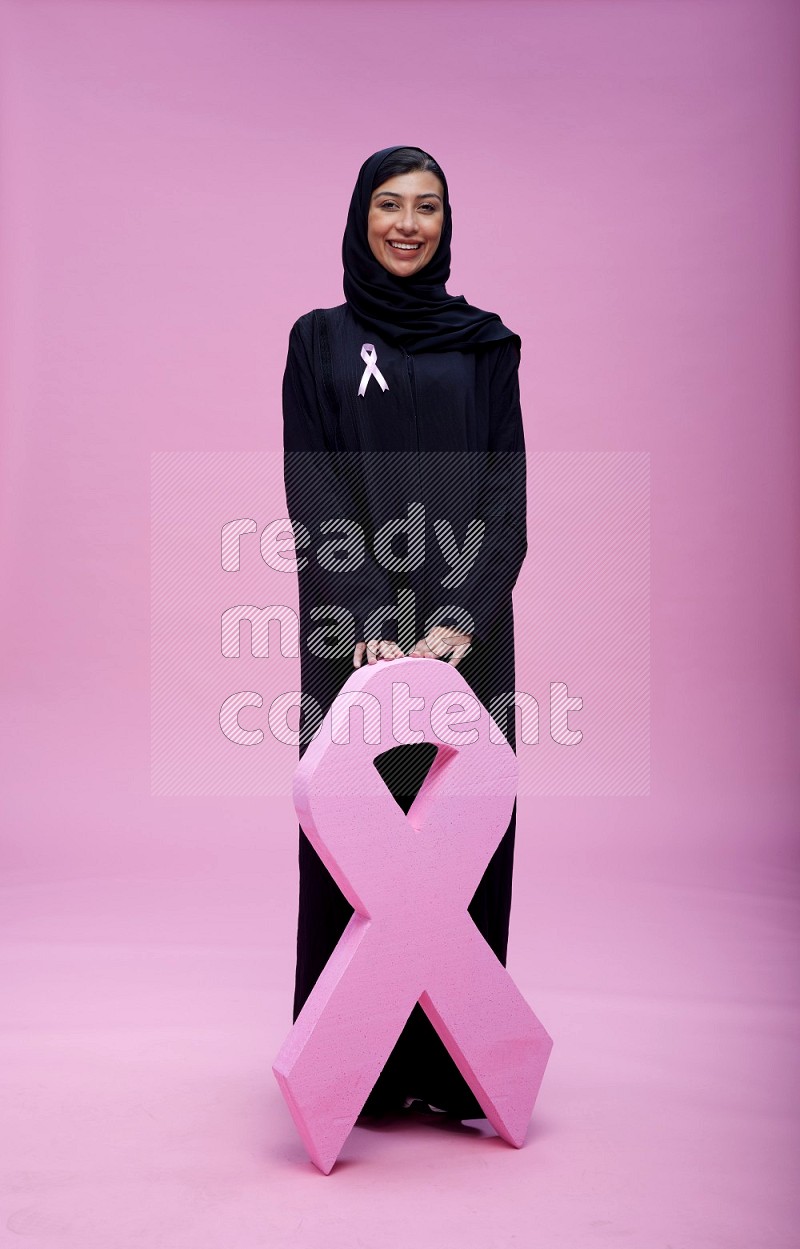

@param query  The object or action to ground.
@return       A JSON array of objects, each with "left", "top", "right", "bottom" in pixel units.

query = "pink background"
[{"left": 1, "top": 0, "right": 798, "bottom": 1244}]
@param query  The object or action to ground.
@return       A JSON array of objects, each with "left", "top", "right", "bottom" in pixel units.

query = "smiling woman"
[
  {"left": 283, "top": 145, "right": 528, "bottom": 1121},
  {"left": 367, "top": 172, "right": 445, "bottom": 277}
]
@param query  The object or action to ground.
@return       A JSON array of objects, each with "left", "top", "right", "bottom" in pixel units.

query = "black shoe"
[
  {"left": 403, "top": 1096, "right": 437, "bottom": 1113},
  {"left": 403, "top": 1095, "right": 484, "bottom": 1119}
]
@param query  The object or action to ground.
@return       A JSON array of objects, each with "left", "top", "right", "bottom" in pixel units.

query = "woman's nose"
[{"left": 396, "top": 209, "right": 417, "bottom": 233}]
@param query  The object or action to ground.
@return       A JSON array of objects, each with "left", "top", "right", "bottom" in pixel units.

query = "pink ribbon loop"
[{"left": 357, "top": 342, "right": 389, "bottom": 397}]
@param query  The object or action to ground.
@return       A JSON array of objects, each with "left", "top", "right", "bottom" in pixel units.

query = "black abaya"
[{"left": 282, "top": 302, "right": 527, "bottom": 1118}]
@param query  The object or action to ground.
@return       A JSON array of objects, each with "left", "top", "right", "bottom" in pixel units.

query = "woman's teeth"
[{"left": 389, "top": 241, "right": 421, "bottom": 250}]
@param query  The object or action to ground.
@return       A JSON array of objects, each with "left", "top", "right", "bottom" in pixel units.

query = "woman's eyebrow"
[{"left": 371, "top": 191, "right": 443, "bottom": 201}]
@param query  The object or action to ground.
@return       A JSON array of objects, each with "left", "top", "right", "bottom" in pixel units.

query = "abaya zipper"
[
  {"left": 404, "top": 348, "right": 420, "bottom": 455},
  {"left": 404, "top": 347, "right": 424, "bottom": 504},
  {"left": 404, "top": 347, "right": 426, "bottom": 643}
]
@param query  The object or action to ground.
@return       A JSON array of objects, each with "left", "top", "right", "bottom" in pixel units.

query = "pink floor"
[{"left": 1, "top": 704, "right": 797, "bottom": 1247}]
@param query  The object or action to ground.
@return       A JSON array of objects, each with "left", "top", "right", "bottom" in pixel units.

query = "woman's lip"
[{"left": 387, "top": 240, "right": 423, "bottom": 252}]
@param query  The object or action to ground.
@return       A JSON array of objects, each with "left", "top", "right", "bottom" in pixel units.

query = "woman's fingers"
[
  {"left": 356, "top": 638, "right": 403, "bottom": 665},
  {"left": 408, "top": 631, "right": 442, "bottom": 658},
  {"left": 356, "top": 636, "right": 447, "bottom": 667},
  {"left": 409, "top": 627, "right": 473, "bottom": 662}
]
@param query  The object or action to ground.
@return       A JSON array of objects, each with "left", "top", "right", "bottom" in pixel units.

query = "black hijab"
[{"left": 342, "top": 145, "right": 521, "bottom": 355}]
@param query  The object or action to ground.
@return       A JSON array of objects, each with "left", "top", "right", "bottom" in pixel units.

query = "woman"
[{"left": 282, "top": 145, "right": 528, "bottom": 1119}]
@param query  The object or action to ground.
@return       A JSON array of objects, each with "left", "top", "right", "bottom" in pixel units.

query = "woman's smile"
[{"left": 385, "top": 238, "right": 425, "bottom": 263}]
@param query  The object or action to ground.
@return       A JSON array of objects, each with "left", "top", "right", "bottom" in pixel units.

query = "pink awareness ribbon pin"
[
  {"left": 357, "top": 342, "right": 389, "bottom": 397},
  {"left": 272, "top": 656, "right": 552, "bottom": 1173}
]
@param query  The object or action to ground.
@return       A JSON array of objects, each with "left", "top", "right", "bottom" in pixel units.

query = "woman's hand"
[
  {"left": 353, "top": 638, "right": 405, "bottom": 667},
  {"left": 408, "top": 626, "right": 473, "bottom": 667}
]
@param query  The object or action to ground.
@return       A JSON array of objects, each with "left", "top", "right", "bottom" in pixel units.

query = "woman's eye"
[{"left": 378, "top": 201, "right": 438, "bottom": 212}]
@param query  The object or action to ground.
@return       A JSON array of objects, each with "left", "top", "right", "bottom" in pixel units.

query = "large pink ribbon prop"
[{"left": 273, "top": 656, "right": 552, "bottom": 1173}]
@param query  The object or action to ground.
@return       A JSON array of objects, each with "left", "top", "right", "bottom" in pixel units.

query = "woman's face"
[{"left": 367, "top": 170, "right": 445, "bottom": 278}]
